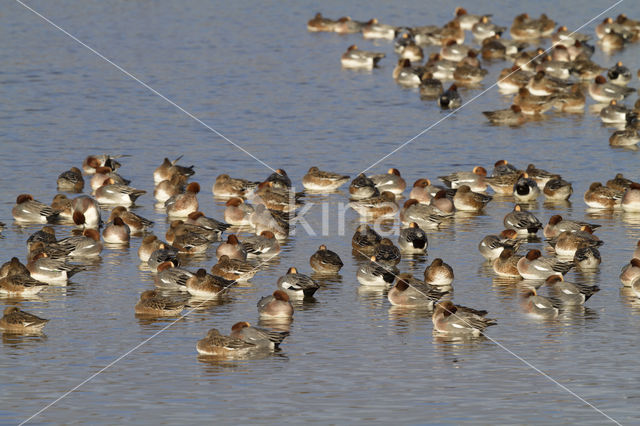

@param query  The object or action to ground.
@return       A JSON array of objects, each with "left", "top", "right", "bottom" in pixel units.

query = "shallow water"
[{"left": 2, "top": 0, "right": 640, "bottom": 424}]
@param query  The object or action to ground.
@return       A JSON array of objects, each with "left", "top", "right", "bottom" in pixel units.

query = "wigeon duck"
[
  {"left": 134, "top": 290, "right": 185, "bottom": 316},
  {"left": 439, "top": 166, "right": 487, "bottom": 192},
  {"left": 453, "top": 185, "right": 492, "bottom": 212},
  {"left": 154, "top": 174, "right": 187, "bottom": 202},
  {"left": 26, "top": 226, "right": 57, "bottom": 251},
  {"left": 600, "top": 32, "right": 625, "bottom": 51},
  {"left": 393, "top": 58, "right": 424, "bottom": 86},
  {"left": 373, "top": 238, "right": 401, "bottom": 266},
  {"left": 607, "top": 61, "right": 632, "bottom": 86},
  {"left": 510, "top": 13, "right": 555, "bottom": 40},
  {"left": 502, "top": 204, "right": 542, "bottom": 234},
  {"left": 185, "top": 268, "right": 234, "bottom": 298},
  {"left": 154, "top": 261, "right": 193, "bottom": 291},
  {"left": 248, "top": 205, "right": 289, "bottom": 240},
  {"left": 212, "top": 174, "right": 260, "bottom": 199},
  {"left": 589, "top": 76, "right": 634, "bottom": 103},
  {"left": 51, "top": 194, "right": 73, "bottom": 222},
  {"left": 620, "top": 259, "right": 640, "bottom": 286},
  {"left": 352, "top": 224, "right": 382, "bottom": 256},
  {"left": 369, "top": 168, "right": 407, "bottom": 195},
  {"left": 341, "top": 45, "right": 385, "bottom": 70},
  {"left": 387, "top": 274, "right": 448, "bottom": 308},
  {"left": 252, "top": 181, "right": 302, "bottom": 213},
  {"left": 419, "top": 72, "right": 444, "bottom": 99},
  {"left": 333, "top": 16, "right": 365, "bottom": 34},
  {"left": 453, "top": 59, "right": 488, "bottom": 86},
  {"left": 349, "top": 173, "right": 379, "bottom": 200},
  {"left": 309, "top": 245, "right": 343, "bottom": 274},
  {"left": 471, "top": 16, "right": 505, "bottom": 40},
  {"left": 216, "top": 235, "right": 246, "bottom": 261},
  {"left": 211, "top": 255, "right": 257, "bottom": 281},
  {"left": 12, "top": 194, "right": 60, "bottom": 224},
  {"left": 400, "top": 199, "right": 447, "bottom": 229},
  {"left": 257, "top": 290, "right": 294, "bottom": 319},
  {"left": 277, "top": 267, "right": 319, "bottom": 298},
  {"left": 224, "top": 197, "right": 254, "bottom": 225},
  {"left": 138, "top": 235, "right": 165, "bottom": 262},
  {"left": 27, "top": 241, "right": 70, "bottom": 262},
  {"left": 409, "top": 179, "right": 432, "bottom": 204},
  {"left": 82, "top": 154, "right": 121, "bottom": 175},
  {"left": 166, "top": 220, "right": 221, "bottom": 245},
  {"left": 241, "top": 231, "right": 280, "bottom": 256},
  {"left": 302, "top": 167, "right": 350, "bottom": 192},
  {"left": 492, "top": 248, "right": 523, "bottom": 278},
  {"left": 348, "top": 191, "right": 398, "bottom": 218},
  {"left": 513, "top": 49, "right": 544, "bottom": 73},
  {"left": 453, "top": 7, "right": 488, "bottom": 31},
  {"left": 230, "top": 321, "right": 289, "bottom": 351},
  {"left": 483, "top": 105, "right": 527, "bottom": 126},
  {"left": 170, "top": 227, "right": 211, "bottom": 254},
  {"left": 26, "top": 252, "right": 84, "bottom": 285},
  {"left": 430, "top": 190, "right": 455, "bottom": 214},
  {"left": 486, "top": 171, "right": 524, "bottom": 194},
  {"left": 56, "top": 167, "right": 84, "bottom": 192},
  {"left": 536, "top": 56, "right": 572, "bottom": 80},
  {"left": 496, "top": 66, "right": 532, "bottom": 93},
  {"left": 440, "top": 39, "right": 471, "bottom": 62},
  {"left": 109, "top": 206, "right": 153, "bottom": 234},
  {"left": 307, "top": 13, "right": 336, "bottom": 32},
  {"left": 265, "top": 169, "right": 292, "bottom": 188},
  {"left": 432, "top": 301, "right": 496, "bottom": 336},
  {"left": 520, "top": 287, "right": 560, "bottom": 318},
  {"left": 0, "top": 307, "right": 48, "bottom": 333},
  {"left": 599, "top": 100, "right": 630, "bottom": 124},
  {"left": 0, "top": 273, "right": 48, "bottom": 296},
  {"left": 480, "top": 36, "right": 507, "bottom": 59},
  {"left": 438, "top": 84, "right": 462, "bottom": 109},
  {"left": 90, "top": 166, "right": 131, "bottom": 191},
  {"left": 186, "top": 211, "right": 230, "bottom": 234},
  {"left": 356, "top": 256, "right": 397, "bottom": 287},
  {"left": 543, "top": 177, "right": 573, "bottom": 201},
  {"left": 513, "top": 88, "right": 556, "bottom": 115},
  {"left": 543, "top": 215, "right": 600, "bottom": 239},
  {"left": 147, "top": 244, "right": 180, "bottom": 273},
  {"left": 552, "top": 26, "right": 591, "bottom": 47},
  {"left": 553, "top": 84, "right": 586, "bottom": 113},
  {"left": 440, "top": 20, "right": 465, "bottom": 44},
  {"left": 517, "top": 249, "right": 573, "bottom": 280},
  {"left": 398, "top": 223, "right": 428, "bottom": 254},
  {"left": 545, "top": 275, "right": 599, "bottom": 306},
  {"left": 153, "top": 156, "right": 194, "bottom": 185},
  {"left": 478, "top": 229, "right": 520, "bottom": 261},
  {"left": 399, "top": 42, "right": 424, "bottom": 62},
  {"left": 610, "top": 129, "right": 640, "bottom": 147},
  {"left": 621, "top": 183, "right": 640, "bottom": 212},
  {"left": 94, "top": 179, "right": 146, "bottom": 206},
  {"left": 606, "top": 173, "right": 635, "bottom": 193},
  {"left": 0, "top": 257, "right": 30, "bottom": 278},
  {"left": 574, "top": 246, "right": 601, "bottom": 270},
  {"left": 196, "top": 328, "right": 257, "bottom": 357},
  {"left": 549, "top": 228, "right": 602, "bottom": 258},
  {"left": 54, "top": 229, "right": 103, "bottom": 258},
  {"left": 527, "top": 71, "right": 574, "bottom": 96},
  {"left": 491, "top": 160, "right": 520, "bottom": 177},
  {"left": 102, "top": 217, "right": 130, "bottom": 244},
  {"left": 72, "top": 196, "right": 102, "bottom": 229},
  {"left": 424, "top": 258, "right": 454, "bottom": 287},
  {"left": 165, "top": 182, "right": 200, "bottom": 218},
  {"left": 362, "top": 18, "right": 397, "bottom": 40},
  {"left": 584, "top": 182, "right": 622, "bottom": 209}
]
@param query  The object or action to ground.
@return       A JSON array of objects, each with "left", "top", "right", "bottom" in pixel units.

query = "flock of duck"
[
  {"left": 310, "top": 8, "right": 640, "bottom": 147},
  {"left": 3, "top": 9, "right": 640, "bottom": 359},
  {"left": 2, "top": 149, "right": 640, "bottom": 357}
]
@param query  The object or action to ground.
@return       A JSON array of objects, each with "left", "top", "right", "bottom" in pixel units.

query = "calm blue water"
[{"left": 1, "top": 0, "right": 640, "bottom": 424}]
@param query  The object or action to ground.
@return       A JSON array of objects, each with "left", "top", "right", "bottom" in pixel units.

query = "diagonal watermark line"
[
  {"left": 14, "top": 0, "right": 277, "bottom": 174},
  {"left": 359, "top": 251, "right": 620, "bottom": 424},
  {"left": 360, "top": 0, "right": 625, "bottom": 174},
  {"left": 19, "top": 252, "right": 281, "bottom": 425}
]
